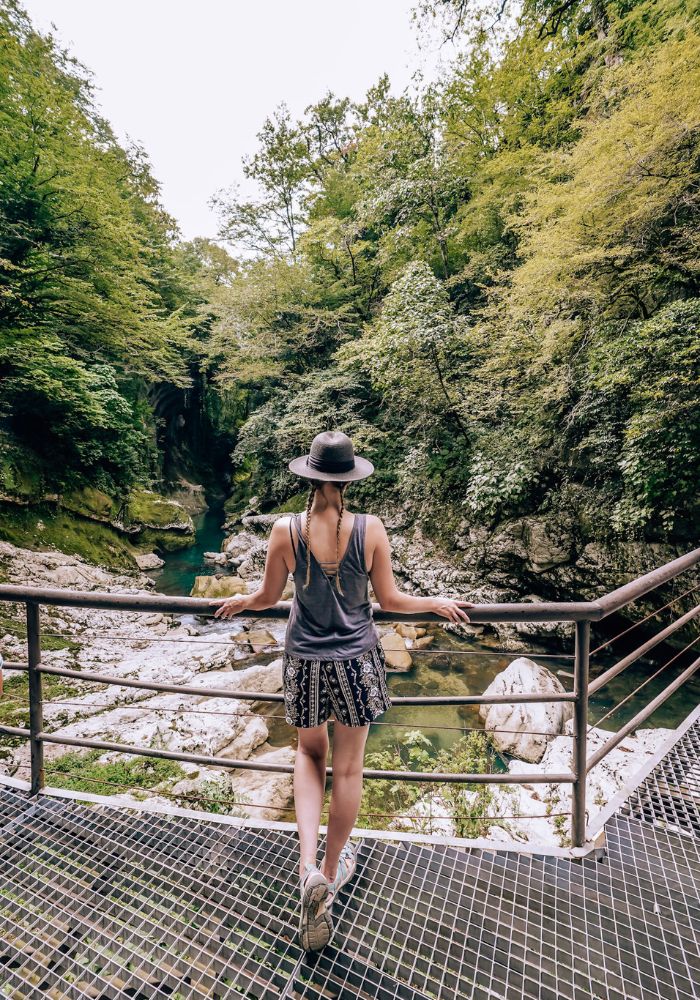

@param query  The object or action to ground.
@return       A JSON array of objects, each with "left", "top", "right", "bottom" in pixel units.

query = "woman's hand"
[
  {"left": 211, "top": 594, "right": 250, "bottom": 619},
  {"left": 432, "top": 598, "right": 475, "bottom": 623}
]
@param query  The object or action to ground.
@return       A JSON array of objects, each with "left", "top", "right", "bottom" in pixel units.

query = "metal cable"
[
  {"left": 8, "top": 764, "right": 291, "bottom": 813},
  {"left": 0, "top": 691, "right": 574, "bottom": 736},
  {"left": 591, "top": 635, "right": 700, "bottom": 729},
  {"left": 1, "top": 626, "right": 575, "bottom": 658},
  {"left": 589, "top": 583, "right": 700, "bottom": 657},
  {"left": 8, "top": 763, "right": 566, "bottom": 823}
]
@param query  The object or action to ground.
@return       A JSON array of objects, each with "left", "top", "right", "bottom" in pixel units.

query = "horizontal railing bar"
[
  {"left": 0, "top": 689, "right": 577, "bottom": 735},
  {"left": 0, "top": 724, "right": 31, "bottom": 738},
  {"left": 586, "top": 652, "right": 700, "bottom": 771},
  {"left": 32, "top": 730, "right": 575, "bottom": 783},
  {"left": 588, "top": 603, "right": 700, "bottom": 694},
  {"left": 594, "top": 546, "right": 700, "bottom": 619},
  {"left": 0, "top": 584, "right": 599, "bottom": 621},
  {"left": 5, "top": 663, "right": 577, "bottom": 705},
  {"left": 38, "top": 663, "right": 283, "bottom": 702}
]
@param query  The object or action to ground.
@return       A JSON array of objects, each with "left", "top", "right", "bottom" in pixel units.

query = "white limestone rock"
[
  {"left": 479, "top": 657, "right": 574, "bottom": 763},
  {"left": 226, "top": 745, "right": 296, "bottom": 820},
  {"left": 134, "top": 552, "right": 165, "bottom": 570},
  {"left": 492, "top": 720, "right": 674, "bottom": 847}
]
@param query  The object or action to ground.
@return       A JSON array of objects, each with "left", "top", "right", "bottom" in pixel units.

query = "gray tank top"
[{"left": 284, "top": 511, "right": 380, "bottom": 660}]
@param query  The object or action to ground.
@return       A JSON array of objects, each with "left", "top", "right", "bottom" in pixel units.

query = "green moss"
[
  {"left": 0, "top": 433, "right": 45, "bottom": 500},
  {"left": 60, "top": 487, "right": 116, "bottom": 521},
  {"left": 126, "top": 488, "right": 193, "bottom": 531},
  {"left": 45, "top": 748, "right": 186, "bottom": 794},
  {"left": 270, "top": 492, "right": 308, "bottom": 514},
  {"left": 0, "top": 501, "right": 141, "bottom": 571},
  {"left": 0, "top": 672, "right": 104, "bottom": 729},
  {"left": 139, "top": 527, "right": 194, "bottom": 552}
]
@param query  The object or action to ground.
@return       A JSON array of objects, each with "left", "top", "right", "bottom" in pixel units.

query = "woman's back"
[{"left": 284, "top": 511, "right": 379, "bottom": 660}]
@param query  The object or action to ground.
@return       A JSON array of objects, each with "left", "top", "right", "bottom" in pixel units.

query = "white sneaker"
[
  {"left": 298, "top": 863, "right": 333, "bottom": 952},
  {"left": 326, "top": 840, "right": 358, "bottom": 910}
]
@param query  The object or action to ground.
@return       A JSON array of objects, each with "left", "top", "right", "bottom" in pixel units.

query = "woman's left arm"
[{"left": 211, "top": 518, "right": 292, "bottom": 619}]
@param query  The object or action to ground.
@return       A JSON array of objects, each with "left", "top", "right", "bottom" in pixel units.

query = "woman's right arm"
[{"left": 366, "top": 515, "right": 474, "bottom": 624}]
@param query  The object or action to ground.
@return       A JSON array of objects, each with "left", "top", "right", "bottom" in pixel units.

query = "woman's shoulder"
[
  {"left": 359, "top": 513, "right": 386, "bottom": 537},
  {"left": 270, "top": 513, "right": 298, "bottom": 538}
]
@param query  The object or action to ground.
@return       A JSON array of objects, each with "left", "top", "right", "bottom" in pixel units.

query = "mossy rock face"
[
  {"left": 0, "top": 432, "right": 45, "bottom": 500},
  {"left": 126, "top": 488, "right": 194, "bottom": 533},
  {"left": 139, "top": 528, "right": 195, "bottom": 553},
  {"left": 60, "top": 487, "right": 116, "bottom": 522},
  {"left": 0, "top": 501, "right": 142, "bottom": 571}
]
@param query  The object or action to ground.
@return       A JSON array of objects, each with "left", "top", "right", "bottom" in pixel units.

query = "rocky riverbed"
[
  {"left": 0, "top": 540, "right": 296, "bottom": 820},
  {"left": 0, "top": 525, "right": 685, "bottom": 848}
]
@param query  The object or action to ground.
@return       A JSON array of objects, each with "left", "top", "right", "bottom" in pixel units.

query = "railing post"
[
  {"left": 26, "top": 601, "right": 44, "bottom": 796},
  {"left": 571, "top": 619, "right": 590, "bottom": 847}
]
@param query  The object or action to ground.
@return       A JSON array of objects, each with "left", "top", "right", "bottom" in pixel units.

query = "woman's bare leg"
[
  {"left": 295, "top": 722, "right": 330, "bottom": 879},
  {"left": 320, "top": 719, "right": 370, "bottom": 881}
]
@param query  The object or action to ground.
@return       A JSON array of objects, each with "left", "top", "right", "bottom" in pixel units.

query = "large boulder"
[
  {"left": 190, "top": 575, "right": 248, "bottom": 599},
  {"left": 380, "top": 632, "right": 413, "bottom": 670},
  {"left": 479, "top": 657, "right": 573, "bottom": 763}
]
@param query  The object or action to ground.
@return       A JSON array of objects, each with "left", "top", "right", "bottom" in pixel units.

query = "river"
[{"left": 147, "top": 508, "right": 697, "bottom": 762}]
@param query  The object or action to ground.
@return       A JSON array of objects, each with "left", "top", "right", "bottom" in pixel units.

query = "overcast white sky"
[{"left": 22, "top": 1, "right": 450, "bottom": 241}]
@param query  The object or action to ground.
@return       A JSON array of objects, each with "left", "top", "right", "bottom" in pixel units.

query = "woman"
[{"left": 211, "top": 430, "right": 474, "bottom": 951}]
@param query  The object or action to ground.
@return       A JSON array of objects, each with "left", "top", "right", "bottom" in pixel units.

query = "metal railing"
[{"left": 0, "top": 543, "right": 699, "bottom": 850}]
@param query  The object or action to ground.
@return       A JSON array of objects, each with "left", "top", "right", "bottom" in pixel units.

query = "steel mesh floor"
[
  {"left": 0, "top": 754, "right": 699, "bottom": 999},
  {"left": 621, "top": 715, "right": 700, "bottom": 839}
]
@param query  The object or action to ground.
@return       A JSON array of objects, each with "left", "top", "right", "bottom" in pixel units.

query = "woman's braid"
[
  {"left": 334, "top": 485, "right": 346, "bottom": 595},
  {"left": 303, "top": 484, "right": 316, "bottom": 589}
]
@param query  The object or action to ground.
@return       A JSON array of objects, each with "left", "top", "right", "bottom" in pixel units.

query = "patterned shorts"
[{"left": 282, "top": 640, "right": 393, "bottom": 728}]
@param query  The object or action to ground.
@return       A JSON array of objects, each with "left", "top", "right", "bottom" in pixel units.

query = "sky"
[{"left": 22, "top": 1, "right": 451, "bottom": 242}]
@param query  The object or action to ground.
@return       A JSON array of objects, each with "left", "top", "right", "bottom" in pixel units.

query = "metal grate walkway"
[
  {"left": 622, "top": 714, "right": 700, "bottom": 840},
  {"left": 1, "top": 726, "right": 700, "bottom": 1000}
]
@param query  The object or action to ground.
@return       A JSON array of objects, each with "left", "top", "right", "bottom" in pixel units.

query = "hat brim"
[{"left": 288, "top": 454, "right": 374, "bottom": 482}]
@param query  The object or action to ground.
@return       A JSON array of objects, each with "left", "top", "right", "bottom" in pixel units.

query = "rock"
[
  {"left": 494, "top": 720, "right": 674, "bottom": 847},
  {"left": 134, "top": 552, "right": 164, "bottom": 570},
  {"left": 44, "top": 563, "right": 113, "bottom": 588},
  {"left": 231, "top": 659, "right": 284, "bottom": 693},
  {"left": 227, "top": 746, "right": 296, "bottom": 820},
  {"left": 413, "top": 635, "right": 434, "bottom": 649},
  {"left": 140, "top": 613, "right": 168, "bottom": 627},
  {"left": 479, "top": 657, "right": 574, "bottom": 763},
  {"left": 233, "top": 629, "right": 277, "bottom": 653},
  {"left": 166, "top": 479, "right": 208, "bottom": 515},
  {"left": 223, "top": 531, "right": 259, "bottom": 559},
  {"left": 241, "top": 513, "right": 286, "bottom": 531},
  {"left": 203, "top": 551, "right": 228, "bottom": 564},
  {"left": 381, "top": 633, "right": 413, "bottom": 670},
  {"left": 395, "top": 624, "right": 426, "bottom": 639},
  {"left": 126, "top": 488, "right": 194, "bottom": 534},
  {"left": 218, "top": 715, "right": 270, "bottom": 759},
  {"left": 521, "top": 517, "right": 574, "bottom": 572},
  {"left": 190, "top": 575, "right": 248, "bottom": 598}
]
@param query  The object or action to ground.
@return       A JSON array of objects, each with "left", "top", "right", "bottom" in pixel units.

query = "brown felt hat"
[{"left": 288, "top": 431, "right": 374, "bottom": 482}]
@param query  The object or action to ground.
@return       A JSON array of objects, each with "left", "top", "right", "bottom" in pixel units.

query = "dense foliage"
[
  {"left": 1, "top": 0, "right": 697, "bottom": 552},
  {"left": 211, "top": 0, "right": 699, "bottom": 542},
  {"left": 0, "top": 2, "right": 235, "bottom": 501}
]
